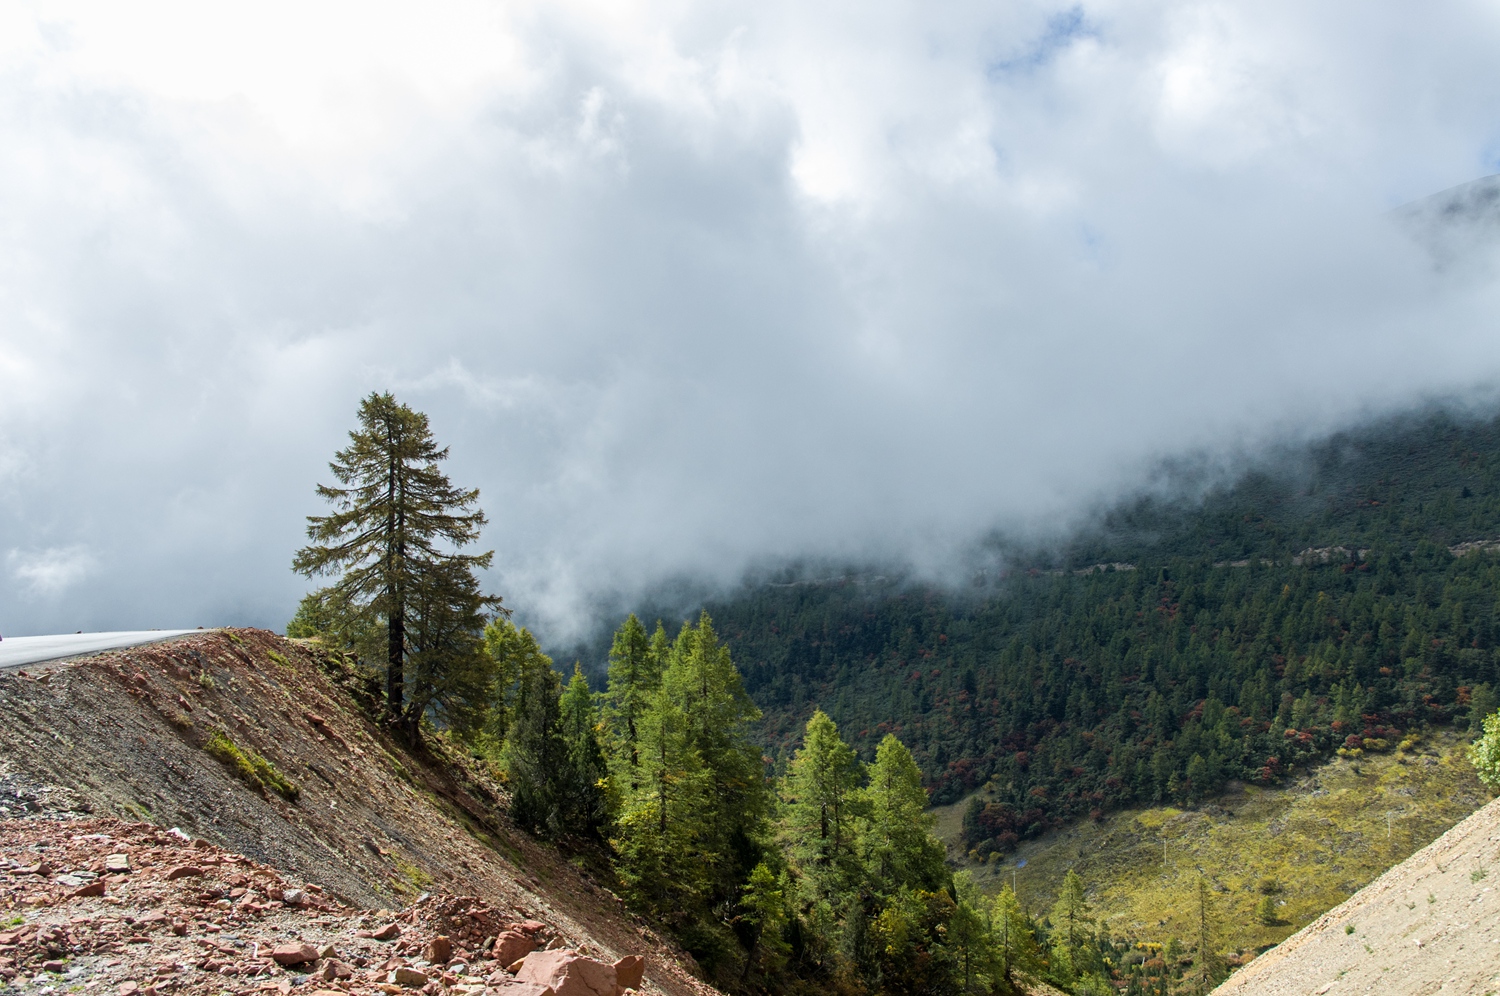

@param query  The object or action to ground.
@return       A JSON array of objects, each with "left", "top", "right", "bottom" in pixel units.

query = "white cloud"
[
  {"left": 0, "top": 0, "right": 1498, "bottom": 640},
  {"left": 7, "top": 546, "right": 97, "bottom": 598}
]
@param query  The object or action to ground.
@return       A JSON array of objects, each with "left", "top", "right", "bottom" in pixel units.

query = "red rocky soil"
[
  {"left": 0, "top": 631, "right": 718, "bottom": 996},
  {"left": 0, "top": 817, "right": 648, "bottom": 996}
]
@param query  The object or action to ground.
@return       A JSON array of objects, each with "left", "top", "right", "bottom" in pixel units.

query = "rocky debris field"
[
  {"left": 0, "top": 631, "right": 719, "bottom": 996},
  {"left": 0, "top": 817, "right": 650, "bottom": 996}
]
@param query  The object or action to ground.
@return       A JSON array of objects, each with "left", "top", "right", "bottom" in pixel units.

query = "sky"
[{"left": 2, "top": 0, "right": 1500, "bottom": 642}]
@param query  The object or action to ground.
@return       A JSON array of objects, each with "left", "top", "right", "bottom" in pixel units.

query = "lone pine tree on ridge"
[{"left": 292, "top": 391, "right": 502, "bottom": 739}]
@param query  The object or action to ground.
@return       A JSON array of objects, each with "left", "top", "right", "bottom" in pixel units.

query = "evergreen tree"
[
  {"left": 991, "top": 885, "right": 1042, "bottom": 989},
  {"left": 292, "top": 392, "right": 501, "bottom": 738},
  {"left": 612, "top": 684, "right": 713, "bottom": 918},
  {"left": 739, "top": 862, "right": 791, "bottom": 982},
  {"left": 860, "top": 734, "right": 948, "bottom": 893},
  {"left": 501, "top": 629, "right": 567, "bottom": 835},
  {"left": 559, "top": 664, "right": 610, "bottom": 835},
  {"left": 405, "top": 557, "right": 497, "bottom": 738},
  {"left": 600, "top": 614, "right": 662, "bottom": 783},
  {"left": 1473, "top": 708, "right": 1500, "bottom": 788},
  {"left": 948, "top": 873, "right": 996, "bottom": 995},
  {"left": 1049, "top": 868, "right": 1095, "bottom": 963},
  {"left": 659, "top": 613, "right": 770, "bottom": 907},
  {"left": 781, "top": 710, "right": 863, "bottom": 901},
  {"left": 480, "top": 617, "right": 546, "bottom": 744}
]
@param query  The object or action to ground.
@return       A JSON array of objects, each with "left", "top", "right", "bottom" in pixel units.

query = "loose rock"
[
  {"left": 514, "top": 950, "right": 617, "bottom": 996},
  {"left": 391, "top": 966, "right": 428, "bottom": 987},
  {"left": 270, "top": 943, "right": 318, "bottom": 966}
]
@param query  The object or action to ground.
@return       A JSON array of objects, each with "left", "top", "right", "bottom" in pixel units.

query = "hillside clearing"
[{"left": 934, "top": 728, "right": 1492, "bottom": 961}]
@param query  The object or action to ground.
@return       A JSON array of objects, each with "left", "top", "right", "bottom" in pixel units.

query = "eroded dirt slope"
[
  {"left": 1215, "top": 796, "right": 1500, "bottom": 996},
  {"left": 0, "top": 629, "right": 715, "bottom": 996}
]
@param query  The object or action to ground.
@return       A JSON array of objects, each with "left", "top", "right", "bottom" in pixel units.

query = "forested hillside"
[{"left": 692, "top": 409, "right": 1500, "bottom": 856}]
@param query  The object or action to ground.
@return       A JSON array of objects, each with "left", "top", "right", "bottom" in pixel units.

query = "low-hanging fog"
[{"left": 2, "top": 1, "right": 1500, "bottom": 641}]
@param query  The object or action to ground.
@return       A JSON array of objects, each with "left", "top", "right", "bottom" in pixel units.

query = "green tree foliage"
[
  {"left": 611, "top": 682, "right": 713, "bottom": 920},
  {"left": 600, "top": 614, "right": 663, "bottom": 779},
  {"left": 1048, "top": 869, "right": 1095, "bottom": 985},
  {"left": 780, "top": 710, "right": 863, "bottom": 901},
  {"left": 700, "top": 412, "right": 1500, "bottom": 856},
  {"left": 504, "top": 639, "right": 567, "bottom": 835},
  {"left": 1470, "top": 683, "right": 1498, "bottom": 733},
  {"left": 739, "top": 862, "right": 791, "bottom": 982},
  {"left": 559, "top": 664, "right": 611, "bottom": 835},
  {"left": 991, "top": 883, "right": 1043, "bottom": 991},
  {"left": 659, "top": 613, "right": 772, "bottom": 914},
  {"left": 860, "top": 734, "right": 947, "bottom": 893},
  {"left": 1050, "top": 869, "right": 1094, "bottom": 952},
  {"left": 292, "top": 392, "right": 501, "bottom": 738},
  {"left": 479, "top": 617, "right": 533, "bottom": 743},
  {"left": 1469, "top": 708, "right": 1500, "bottom": 789}
]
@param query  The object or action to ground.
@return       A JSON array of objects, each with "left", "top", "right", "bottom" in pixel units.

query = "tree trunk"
[{"left": 385, "top": 440, "right": 405, "bottom": 729}]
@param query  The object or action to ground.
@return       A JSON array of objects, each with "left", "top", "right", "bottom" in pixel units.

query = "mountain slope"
[
  {"left": 672, "top": 409, "right": 1500, "bottom": 848},
  {"left": 1214, "top": 793, "right": 1500, "bottom": 995},
  {"left": 931, "top": 729, "right": 1488, "bottom": 962},
  {"left": 0, "top": 628, "right": 715, "bottom": 996}
]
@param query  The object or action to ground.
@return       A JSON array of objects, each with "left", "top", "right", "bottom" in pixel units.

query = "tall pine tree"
[{"left": 293, "top": 392, "right": 501, "bottom": 738}]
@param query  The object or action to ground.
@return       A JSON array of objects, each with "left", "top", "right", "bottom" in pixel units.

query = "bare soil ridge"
[
  {"left": 0, "top": 629, "right": 717, "bottom": 996},
  {"left": 1215, "top": 796, "right": 1500, "bottom": 995}
]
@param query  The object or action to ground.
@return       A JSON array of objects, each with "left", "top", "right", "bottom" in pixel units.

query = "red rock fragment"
[
  {"left": 494, "top": 931, "right": 536, "bottom": 967},
  {"left": 164, "top": 866, "right": 203, "bottom": 881},
  {"left": 612, "top": 956, "right": 644, "bottom": 992},
  {"left": 72, "top": 881, "right": 106, "bottom": 898},
  {"left": 391, "top": 966, "right": 428, "bottom": 987},
  {"left": 425, "top": 936, "right": 452, "bottom": 963},
  {"left": 510, "top": 921, "right": 546, "bottom": 935},
  {"left": 42, "top": 960, "right": 65, "bottom": 972},
  {"left": 270, "top": 943, "right": 319, "bottom": 966},
  {"left": 514, "top": 951, "right": 617, "bottom": 996},
  {"left": 370, "top": 923, "right": 401, "bottom": 941},
  {"left": 493, "top": 983, "right": 555, "bottom": 996}
]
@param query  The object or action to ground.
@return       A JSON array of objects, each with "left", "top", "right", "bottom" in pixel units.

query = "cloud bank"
[{"left": 2, "top": 0, "right": 1500, "bottom": 640}]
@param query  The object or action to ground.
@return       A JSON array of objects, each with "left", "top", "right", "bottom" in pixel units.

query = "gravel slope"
[
  {"left": 0, "top": 629, "right": 717, "bottom": 996},
  {"left": 1215, "top": 795, "right": 1500, "bottom": 996}
]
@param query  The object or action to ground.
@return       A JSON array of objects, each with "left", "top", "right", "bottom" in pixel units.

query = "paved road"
[{"left": 0, "top": 630, "right": 205, "bottom": 669}]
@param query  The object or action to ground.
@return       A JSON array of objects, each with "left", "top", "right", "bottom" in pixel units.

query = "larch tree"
[
  {"left": 1049, "top": 868, "right": 1095, "bottom": 978},
  {"left": 600, "top": 613, "right": 662, "bottom": 783},
  {"left": 860, "top": 734, "right": 947, "bottom": 894},
  {"left": 292, "top": 392, "right": 501, "bottom": 738},
  {"left": 658, "top": 613, "right": 769, "bottom": 906},
  {"left": 992, "top": 885, "right": 1042, "bottom": 990},
  {"left": 781, "top": 709, "right": 862, "bottom": 901},
  {"left": 611, "top": 684, "right": 712, "bottom": 918},
  {"left": 559, "top": 663, "right": 610, "bottom": 835},
  {"left": 502, "top": 628, "right": 567, "bottom": 835}
]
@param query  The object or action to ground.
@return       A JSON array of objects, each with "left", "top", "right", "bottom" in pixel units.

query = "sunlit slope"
[{"left": 933, "top": 729, "right": 1490, "bottom": 961}]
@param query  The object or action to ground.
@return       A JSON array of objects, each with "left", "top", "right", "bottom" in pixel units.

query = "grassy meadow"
[{"left": 932, "top": 727, "right": 1492, "bottom": 959}]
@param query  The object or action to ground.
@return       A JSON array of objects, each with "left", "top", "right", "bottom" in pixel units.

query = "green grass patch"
[
  {"left": 934, "top": 727, "right": 1490, "bottom": 959},
  {"left": 266, "top": 650, "right": 293, "bottom": 671},
  {"left": 387, "top": 855, "right": 432, "bottom": 898},
  {"left": 203, "top": 729, "right": 300, "bottom": 801}
]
